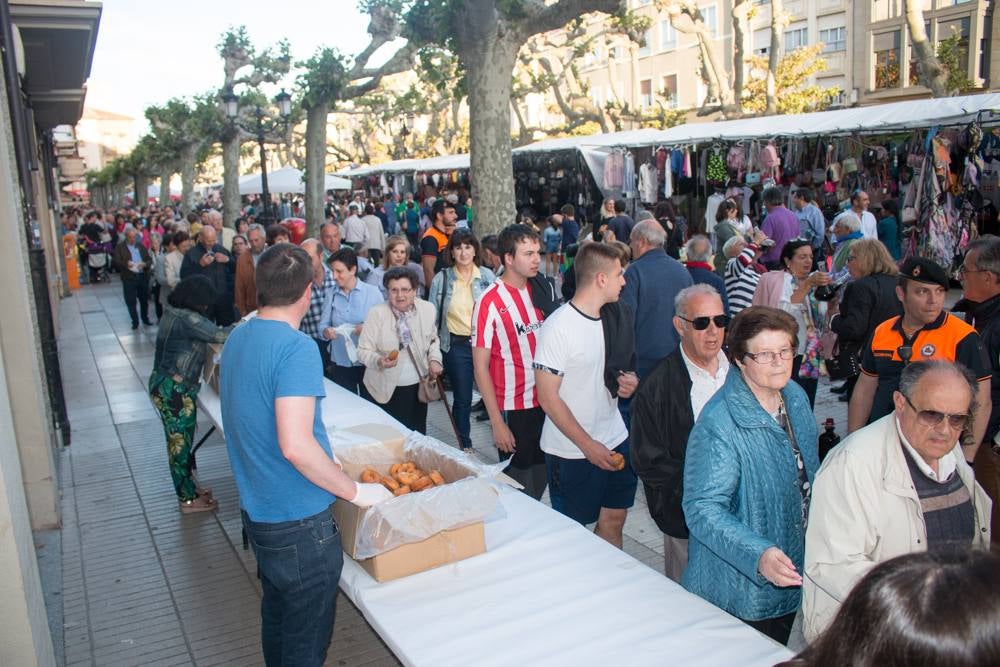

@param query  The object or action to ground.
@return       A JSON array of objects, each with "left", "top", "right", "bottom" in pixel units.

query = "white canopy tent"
[{"left": 239, "top": 166, "right": 353, "bottom": 194}]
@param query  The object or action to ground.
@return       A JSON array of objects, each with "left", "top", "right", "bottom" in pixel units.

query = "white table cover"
[{"left": 199, "top": 381, "right": 792, "bottom": 667}]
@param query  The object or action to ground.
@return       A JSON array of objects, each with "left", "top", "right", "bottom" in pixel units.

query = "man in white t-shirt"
[
  {"left": 836, "top": 190, "right": 877, "bottom": 240},
  {"left": 534, "top": 242, "right": 638, "bottom": 547}
]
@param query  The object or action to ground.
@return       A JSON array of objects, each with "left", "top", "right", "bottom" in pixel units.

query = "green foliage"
[
  {"left": 743, "top": 44, "right": 839, "bottom": 114},
  {"left": 297, "top": 47, "right": 349, "bottom": 109},
  {"left": 937, "top": 33, "right": 973, "bottom": 95}
]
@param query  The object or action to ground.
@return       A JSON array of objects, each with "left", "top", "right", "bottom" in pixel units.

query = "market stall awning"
[{"left": 10, "top": 0, "right": 102, "bottom": 129}]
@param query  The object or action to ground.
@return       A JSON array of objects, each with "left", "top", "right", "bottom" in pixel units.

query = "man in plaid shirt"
[{"left": 300, "top": 239, "right": 338, "bottom": 375}]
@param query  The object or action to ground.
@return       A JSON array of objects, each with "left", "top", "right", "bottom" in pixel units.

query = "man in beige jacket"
[{"left": 803, "top": 360, "right": 992, "bottom": 642}]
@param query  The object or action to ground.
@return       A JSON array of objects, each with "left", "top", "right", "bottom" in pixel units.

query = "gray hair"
[
  {"left": 835, "top": 211, "right": 861, "bottom": 233},
  {"left": 631, "top": 219, "right": 666, "bottom": 246},
  {"left": 246, "top": 223, "right": 266, "bottom": 238},
  {"left": 674, "top": 283, "right": 722, "bottom": 319},
  {"left": 965, "top": 235, "right": 1000, "bottom": 280},
  {"left": 897, "top": 360, "right": 977, "bottom": 413},
  {"left": 723, "top": 235, "right": 746, "bottom": 257},
  {"left": 684, "top": 235, "right": 713, "bottom": 263},
  {"left": 149, "top": 231, "right": 162, "bottom": 245},
  {"left": 205, "top": 209, "right": 222, "bottom": 223},
  {"left": 635, "top": 210, "right": 655, "bottom": 223}
]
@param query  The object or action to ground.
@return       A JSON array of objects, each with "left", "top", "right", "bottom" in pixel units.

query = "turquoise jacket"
[{"left": 682, "top": 370, "right": 819, "bottom": 621}]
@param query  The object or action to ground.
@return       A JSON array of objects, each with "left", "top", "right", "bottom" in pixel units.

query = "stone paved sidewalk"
[{"left": 47, "top": 278, "right": 848, "bottom": 666}]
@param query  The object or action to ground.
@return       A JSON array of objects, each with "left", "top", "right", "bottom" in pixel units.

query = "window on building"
[
  {"left": 591, "top": 85, "right": 603, "bottom": 109},
  {"left": 639, "top": 28, "right": 653, "bottom": 56},
  {"left": 701, "top": 5, "right": 717, "bottom": 37},
  {"left": 753, "top": 27, "right": 770, "bottom": 56},
  {"left": 819, "top": 27, "right": 847, "bottom": 53},
  {"left": 661, "top": 74, "right": 679, "bottom": 108},
  {"left": 611, "top": 45, "right": 626, "bottom": 61},
  {"left": 660, "top": 20, "right": 677, "bottom": 50},
  {"left": 874, "top": 30, "right": 901, "bottom": 89},
  {"left": 640, "top": 79, "right": 653, "bottom": 108},
  {"left": 907, "top": 20, "right": 931, "bottom": 86},
  {"left": 784, "top": 26, "right": 808, "bottom": 52},
  {"left": 938, "top": 16, "right": 971, "bottom": 75}
]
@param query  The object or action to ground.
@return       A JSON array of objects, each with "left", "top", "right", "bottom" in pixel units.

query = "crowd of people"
[{"left": 63, "top": 178, "right": 1000, "bottom": 664}]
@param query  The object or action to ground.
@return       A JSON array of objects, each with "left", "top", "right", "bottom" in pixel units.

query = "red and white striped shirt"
[{"left": 472, "top": 280, "right": 544, "bottom": 411}]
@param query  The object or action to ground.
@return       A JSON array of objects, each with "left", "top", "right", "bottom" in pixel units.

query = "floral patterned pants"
[{"left": 149, "top": 371, "right": 199, "bottom": 501}]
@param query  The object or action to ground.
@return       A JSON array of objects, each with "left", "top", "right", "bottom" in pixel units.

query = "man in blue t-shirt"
[{"left": 220, "top": 243, "right": 391, "bottom": 666}]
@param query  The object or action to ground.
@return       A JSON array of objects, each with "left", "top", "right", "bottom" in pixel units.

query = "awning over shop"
[{"left": 10, "top": 0, "right": 102, "bottom": 129}]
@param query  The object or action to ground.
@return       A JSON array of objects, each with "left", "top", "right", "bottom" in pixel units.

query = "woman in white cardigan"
[{"left": 357, "top": 266, "right": 443, "bottom": 433}]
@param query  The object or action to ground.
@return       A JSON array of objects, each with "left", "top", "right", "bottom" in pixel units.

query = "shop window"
[
  {"left": 785, "top": 27, "right": 808, "bottom": 52},
  {"left": 660, "top": 20, "right": 677, "bottom": 51},
  {"left": 873, "top": 30, "right": 901, "bottom": 89},
  {"left": 640, "top": 79, "right": 653, "bottom": 108},
  {"left": 819, "top": 27, "right": 846, "bottom": 53},
  {"left": 662, "top": 74, "right": 679, "bottom": 108}
]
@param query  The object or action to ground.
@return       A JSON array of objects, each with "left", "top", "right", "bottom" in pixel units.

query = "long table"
[{"left": 199, "top": 381, "right": 793, "bottom": 666}]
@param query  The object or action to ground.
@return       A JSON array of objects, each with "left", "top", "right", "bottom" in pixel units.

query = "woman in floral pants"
[{"left": 149, "top": 275, "right": 232, "bottom": 513}]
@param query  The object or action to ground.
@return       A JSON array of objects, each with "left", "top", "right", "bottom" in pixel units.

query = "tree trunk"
[
  {"left": 159, "top": 169, "right": 171, "bottom": 207},
  {"left": 732, "top": 0, "right": 750, "bottom": 113},
  {"left": 766, "top": 0, "right": 784, "bottom": 115},
  {"left": 179, "top": 145, "right": 198, "bottom": 214},
  {"left": 462, "top": 37, "right": 520, "bottom": 235},
  {"left": 133, "top": 174, "right": 149, "bottom": 209},
  {"left": 905, "top": 0, "right": 948, "bottom": 96},
  {"left": 304, "top": 101, "right": 329, "bottom": 240},
  {"left": 222, "top": 134, "right": 241, "bottom": 228}
]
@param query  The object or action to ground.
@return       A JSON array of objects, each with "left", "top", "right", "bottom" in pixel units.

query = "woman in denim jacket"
[
  {"left": 682, "top": 306, "right": 819, "bottom": 645},
  {"left": 428, "top": 229, "right": 496, "bottom": 450},
  {"left": 149, "top": 275, "right": 233, "bottom": 513}
]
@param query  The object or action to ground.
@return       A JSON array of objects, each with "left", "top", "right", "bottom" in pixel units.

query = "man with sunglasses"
[
  {"left": 803, "top": 361, "right": 991, "bottom": 642},
  {"left": 847, "top": 257, "right": 991, "bottom": 448},
  {"left": 630, "top": 284, "right": 730, "bottom": 582}
]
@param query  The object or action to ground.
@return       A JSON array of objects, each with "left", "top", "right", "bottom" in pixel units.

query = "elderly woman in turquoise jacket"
[{"left": 682, "top": 306, "right": 819, "bottom": 645}]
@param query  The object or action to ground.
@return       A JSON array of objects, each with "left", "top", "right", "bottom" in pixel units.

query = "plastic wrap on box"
[{"left": 333, "top": 430, "right": 506, "bottom": 559}]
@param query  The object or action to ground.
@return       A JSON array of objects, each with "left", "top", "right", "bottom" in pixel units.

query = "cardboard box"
[
  {"left": 202, "top": 342, "right": 223, "bottom": 393},
  {"left": 332, "top": 423, "right": 490, "bottom": 582}
]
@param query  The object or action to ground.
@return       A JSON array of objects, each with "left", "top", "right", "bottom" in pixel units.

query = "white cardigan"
[{"left": 357, "top": 299, "right": 442, "bottom": 404}]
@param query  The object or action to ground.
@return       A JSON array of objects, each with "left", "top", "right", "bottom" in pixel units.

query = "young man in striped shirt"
[{"left": 472, "top": 224, "right": 548, "bottom": 499}]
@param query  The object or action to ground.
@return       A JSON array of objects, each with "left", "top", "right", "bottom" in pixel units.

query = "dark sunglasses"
[
  {"left": 897, "top": 345, "right": 913, "bottom": 364},
  {"left": 679, "top": 315, "right": 729, "bottom": 330},
  {"left": 904, "top": 395, "right": 969, "bottom": 430}
]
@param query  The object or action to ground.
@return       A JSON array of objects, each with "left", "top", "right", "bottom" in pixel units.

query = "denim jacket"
[
  {"left": 682, "top": 370, "right": 819, "bottom": 621},
  {"left": 427, "top": 265, "right": 496, "bottom": 353},
  {"left": 152, "top": 305, "right": 232, "bottom": 388}
]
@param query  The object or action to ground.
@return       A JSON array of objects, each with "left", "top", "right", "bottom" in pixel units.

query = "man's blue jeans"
[
  {"left": 443, "top": 336, "right": 473, "bottom": 449},
  {"left": 242, "top": 506, "right": 344, "bottom": 667}
]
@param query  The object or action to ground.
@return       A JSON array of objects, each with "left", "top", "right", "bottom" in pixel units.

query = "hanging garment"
[
  {"left": 704, "top": 192, "right": 725, "bottom": 237},
  {"left": 604, "top": 151, "right": 624, "bottom": 191},
  {"left": 639, "top": 162, "right": 659, "bottom": 204},
  {"left": 656, "top": 148, "right": 668, "bottom": 175},
  {"left": 683, "top": 150, "right": 692, "bottom": 178},
  {"left": 623, "top": 152, "right": 638, "bottom": 198},
  {"left": 663, "top": 150, "right": 674, "bottom": 198}
]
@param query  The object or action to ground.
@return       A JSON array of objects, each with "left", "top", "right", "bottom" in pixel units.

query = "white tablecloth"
[{"left": 198, "top": 380, "right": 792, "bottom": 667}]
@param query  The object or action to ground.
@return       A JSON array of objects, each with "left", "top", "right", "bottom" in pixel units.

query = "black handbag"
[{"left": 825, "top": 342, "right": 860, "bottom": 380}]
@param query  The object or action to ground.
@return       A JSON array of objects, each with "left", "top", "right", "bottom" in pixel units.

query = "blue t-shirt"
[{"left": 220, "top": 317, "right": 337, "bottom": 522}]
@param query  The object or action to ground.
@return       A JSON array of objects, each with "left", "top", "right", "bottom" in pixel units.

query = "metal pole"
[{"left": 258, "top": 112, "right": 271, "bottom": 223}]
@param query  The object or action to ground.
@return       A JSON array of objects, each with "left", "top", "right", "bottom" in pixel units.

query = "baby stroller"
[{"left": 85, "top": 235, "right": 112, "bottom": 283}]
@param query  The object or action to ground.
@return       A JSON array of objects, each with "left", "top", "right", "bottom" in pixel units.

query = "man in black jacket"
[
  {"left": 112, "top": 226, "right": 152, "bottom": 329},
  {"left": 956, "top": 236, "right": 1000, "bottom": 548},
  {"left": 180, "top": 225, "right": 236, "bottom": 326},
  {"left": 630, "top": 284, "right": 730, "bottom": 581}
]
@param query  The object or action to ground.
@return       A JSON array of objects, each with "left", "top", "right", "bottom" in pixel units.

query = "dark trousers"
[
  {"left": 329, "top": 364, "right": 370, "bottom": 399},
  {"left": 242, "top": 507, "right": 343, "bottom": 667},
  {"left": 791, "top": 355, "right": 818, "bottom": 409},
  {"left": 443, "top": 336, "right": 473, "bottom": 449},
  {"left": 151, "top": 283, "right": 163, "bottom": 320},
  {"left": 743, "top": 611, "right": 796, "bottom": 645},
  {"left": 382, "top": 383, "right": 428, "bottom": 433},
  {"left": 122, "top": 275, "right": 150, "bottom": 327}
]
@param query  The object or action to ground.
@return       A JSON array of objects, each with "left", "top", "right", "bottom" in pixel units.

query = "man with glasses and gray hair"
[
  {"left": 630, "top": 284, "right": 730, "bottom": 582},
  {"left": 803, "top": 360, "right": 992, "bottom": 642}
]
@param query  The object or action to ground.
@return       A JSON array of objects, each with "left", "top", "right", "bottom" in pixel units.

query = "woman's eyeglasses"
[
  {"left": 903, "top": 395, "right": 969, "bottom": 429},
  {"left": 744, "top": 348, "right": 795, "bottom": 364},
  {"left": 679, "top": 315, "right": 729, "bottom": 330}
]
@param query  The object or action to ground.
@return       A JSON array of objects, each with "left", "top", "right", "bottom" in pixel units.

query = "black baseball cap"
[{"left": 899, "top": 257, "right": 949, "bottom": 290}]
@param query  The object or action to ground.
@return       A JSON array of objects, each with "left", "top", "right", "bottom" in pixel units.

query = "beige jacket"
[
  {"left": 357, "top": 300, "right": 442, "bottom": 404},
  {"left": 803, "top": 414, "right": 991, "bottom": 641}
]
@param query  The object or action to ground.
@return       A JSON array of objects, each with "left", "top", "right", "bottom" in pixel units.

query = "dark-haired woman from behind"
[
  {"left": 780, "top": 550, "right": 1000, "bottom": 667},
  {"left": 149, "top": 275, "right": 234, "bottom": 514},
  {"left": 654, "top": 199, "right": 686, "bottom": 259}
]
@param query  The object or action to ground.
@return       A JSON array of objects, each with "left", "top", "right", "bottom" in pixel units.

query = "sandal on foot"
[
  {"left": 195, "top": 487, "right": 213, "bottom": 499},
  {"left": 179, "top": 496, "right": 218, "bottom": 514}
]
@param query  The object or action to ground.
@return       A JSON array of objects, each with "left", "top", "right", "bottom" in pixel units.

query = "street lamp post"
[{"left": 222, "top": 88, "right": 293, "bottom": 224}]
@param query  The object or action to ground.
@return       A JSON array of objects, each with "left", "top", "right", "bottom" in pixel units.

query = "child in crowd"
[{"left": 543, "top": 215, "right": 562, "bottom": 275}]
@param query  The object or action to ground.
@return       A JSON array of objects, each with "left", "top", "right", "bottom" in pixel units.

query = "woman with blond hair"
[
  {"left": 366, "top": 234, "right": 425, "bottom": 299},
  {"left": 828, "top": 238, "right": 902, "bottom": 403}
]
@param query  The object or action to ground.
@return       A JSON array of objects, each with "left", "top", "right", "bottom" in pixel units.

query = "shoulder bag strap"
[{"left": 437, "top": 270, "right": 448, "bottom": 331}]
